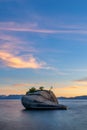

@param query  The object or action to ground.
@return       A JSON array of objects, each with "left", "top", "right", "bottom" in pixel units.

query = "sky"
[{"left": 0, "top": 0, "right": 87, "bottom": 97}]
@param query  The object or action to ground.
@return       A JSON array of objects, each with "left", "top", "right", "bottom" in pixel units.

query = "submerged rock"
[{"left": 21, "top": 90, "right": 67, "bottom": 110}]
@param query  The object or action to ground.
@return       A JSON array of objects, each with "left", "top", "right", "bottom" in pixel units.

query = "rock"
[{"left": 21, "top": 90, "right": 67, "bottom": 110}]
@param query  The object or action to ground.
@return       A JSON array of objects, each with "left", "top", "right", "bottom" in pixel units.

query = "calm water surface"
[{"left": 0, "top": 99, "right": 87, "bottom": 130}]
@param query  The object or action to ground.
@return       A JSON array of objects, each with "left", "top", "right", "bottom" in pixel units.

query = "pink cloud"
[
  {"left": 0, "top": 51, "right": 46, "bottom": 69},
  {"left": 0, "top": 33, "right": 18, "bottom": 41},
  {"left": 0, "top": 22, "right": 87, "bottom": 34},
  {"left": 0, "top": 32, "right": 38, "bottom": 55},
  {"left": 0, "top": 33, "right": 51, "bottom": 70},
  {"left": 0, "top": 26, "right": 57, "bottom": 34}
]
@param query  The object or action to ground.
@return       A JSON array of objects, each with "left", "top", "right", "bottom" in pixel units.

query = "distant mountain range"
[
  {"left": 0, "top": 95, "right": 23, "bottom": 99},
  {"left": 0, "top": 95, "right": 87, "bottom": 99},
  {"left": 58, "top": 95, "right": 87, "bottom": 99}
]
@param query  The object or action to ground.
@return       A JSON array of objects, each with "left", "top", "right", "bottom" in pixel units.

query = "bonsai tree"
[
  {"left": 26, "top": 87, "right": 36, "bottom": 94},
  {"left": 39, "top": 86, "right": 44, "bottom": 91}
]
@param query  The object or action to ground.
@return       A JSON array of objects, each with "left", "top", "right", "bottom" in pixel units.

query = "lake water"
[{"left": 0, "top": 99, "right": 87, "bottom": 130}]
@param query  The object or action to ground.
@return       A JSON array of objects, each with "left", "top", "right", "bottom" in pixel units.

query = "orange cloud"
[
  {"left": 0, "top": 87, "right": 26, "bottom": 95},
  {"left": 1, "top": 85, "right": 87, "bottom": 97},
  {"left": 73, "top": 78, "right": 87, "bottom": 85},
  {"left": 13, "top": 83, "right": 31, "bottom": 87},
  {"left": 13, "top": 83, "right": 39, "bottom": 87},
  {"left": 75, "top": 81, "right": 87, "bottom": 85},
  {"left": 53, "top": 85, "right": 87, "bottom": 97},
  {"left": 0, "top": 51, "right": 46, "bottom": 69}
]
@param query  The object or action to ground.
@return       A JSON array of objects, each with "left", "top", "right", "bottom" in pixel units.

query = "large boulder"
[{"left": 21, "top": 90, "right": 67, "bottom": 110}]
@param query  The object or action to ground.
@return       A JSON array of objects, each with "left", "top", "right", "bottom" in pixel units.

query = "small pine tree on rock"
[{"left": 39, "top": 86, "right": 44, "bottom": 91}]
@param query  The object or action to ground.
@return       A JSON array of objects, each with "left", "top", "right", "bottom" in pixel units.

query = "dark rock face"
[{"left": 21, "top": 90, "right": 67, "bottom": 110}]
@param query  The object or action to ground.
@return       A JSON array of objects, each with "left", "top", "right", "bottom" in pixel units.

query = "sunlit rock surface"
[{"left": 21, "top": 90, "right": 67, "bottom": 110}]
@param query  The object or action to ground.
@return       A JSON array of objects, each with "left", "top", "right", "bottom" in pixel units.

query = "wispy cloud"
[
  {"left": 74, "top": 77, "right": 87, "bottom": 85},
  {"left": 0, "top": 32, "right": 38, "bottom": 55},
  {"left": 0, "top": 87, "right": 25, "bottom": 95},
  {"left": 0, "top": 32, "right": 63, "bottom": 71},
  {"left": 0, "top": 32, "right": 67, "bottom": 73},
  {"left": 0, "top": 33, "right": 52, "bottom": 69},
  {"left": 0, "top": 50, "right": 66, "bottom": 74},
  {"left": 1, "top": 22, "right": 87, "bottom": 35},
  {"left": 0, "top": 33, "right": 20, "bottom": 42},
  {"left": 13, "top": 83, "right": 34, "bottom": 87},
  {"left": 64, "top": 68, "right": 87, "bottom": 73},
  {"left": 0, "top": 51, "right": 46, "bottom": 69},
  {"left": 13, "top": 82, "right": 49, "bottom": 88},
  {"left": 0, "top": 0, "right": 20, "bottom": 1},
  {"left": 53, "top": 85, "right": 87, "bottom": 97}
]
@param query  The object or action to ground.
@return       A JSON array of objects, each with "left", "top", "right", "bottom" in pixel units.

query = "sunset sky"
[{"left": 0, "top": 0, "right": 87, "bottom": 97}]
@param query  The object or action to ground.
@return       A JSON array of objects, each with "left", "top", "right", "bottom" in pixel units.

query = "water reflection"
[{"left": 0, "top": 100, "right": 87, "bottom": 130}]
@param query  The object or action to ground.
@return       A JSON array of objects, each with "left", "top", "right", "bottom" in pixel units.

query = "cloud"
[
  {"left": 1, "top": 22, "right": 87, "bottom": 35},
  {"left": 0, "top": 87, "right": 25, "bottom": 95},
  {"left": 0, "top": 26, "right": 57, "bottom": 34},
  {"left": 0, "top": 32, "right": 38, "bottom": 55},
  {"left": 64, "top": 68, "right": 87, "bottom": 73},
  {"left": 0, "top": 33, "right": 61, "bottom": 71},
  {"left": 0, "top": 33, "right": 49, "bottom": 69},
  {"left": 53, "top": 85, "right": 87, "bottom": 97},
  {"left": 0, "top": 85, "right": 87, "bottom": 97},
  {"left": 75, "top": 78, "right": 87, "bottom": 82},
  {"left": 0, "top": 0, "right": 17, "bottom": 1},
  {"left": 0, "top": 33, "right": 20, "bottom": 42},
  {"left": 13, "top": 83, "right": 33, "bottom": 87},
  {"left": 13, "top": 83, "right": 47, "bottom": 88},
  {"left": 74, "top": 78, "right": 87, "bottom": 85},
  {"left": 0, "top": 33, "right": 22, "bottom": 54},
  {"left": 0, "top": 51, "right": 46, "bottom": 69}
]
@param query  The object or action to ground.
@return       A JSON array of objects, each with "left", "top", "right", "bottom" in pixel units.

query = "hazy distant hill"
[
  {"left": 0, "top": 95, "right": 87, "bottom": 100},
  {"left": 0, "top": 95, "right": 23, "bottom": 99},
  {"left": 58, "top": 96, "right": 87, "bottom": 99}
]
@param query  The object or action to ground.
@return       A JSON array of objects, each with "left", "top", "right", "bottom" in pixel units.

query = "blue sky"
[{"left": 0, "top": 0, "right": 87, "bottom": 96}]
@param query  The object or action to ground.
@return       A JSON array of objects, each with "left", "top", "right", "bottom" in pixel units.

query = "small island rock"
[{"left": 21, "top": 90, "right": 67, "bottom": 110}]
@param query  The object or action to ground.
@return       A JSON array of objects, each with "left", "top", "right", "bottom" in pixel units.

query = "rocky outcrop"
[{"left": 21, "top": 90, "right": 67, "bottom": 110}]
